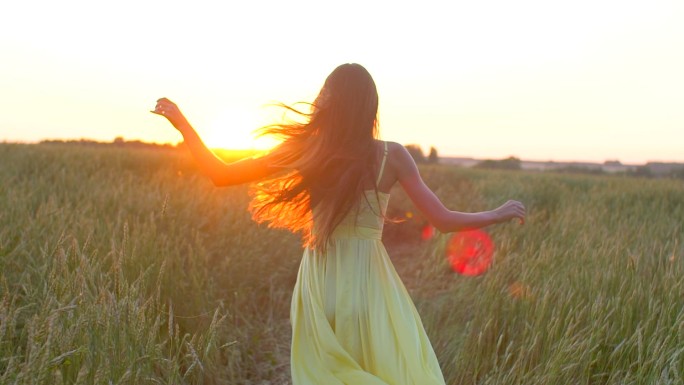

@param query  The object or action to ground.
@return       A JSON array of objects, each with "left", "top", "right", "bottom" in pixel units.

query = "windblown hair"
[{"left": 249, "top": 63, "right": 380, "bottom": 251}]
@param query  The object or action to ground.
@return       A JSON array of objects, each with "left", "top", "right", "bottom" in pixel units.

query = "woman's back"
[
  {"left": 152, "top": 62, "right": 524, "bottom": 385},
  {"left": 291, "top": 140, "right": 446, "bottom": 385},
  {"left": 313, "top": 140, "right": 390, "bottom": 239}
]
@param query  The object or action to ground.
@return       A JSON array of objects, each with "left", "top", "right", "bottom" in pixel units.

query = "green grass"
[{"left": 1, "top": 143, "right": 682, "bottom": 384}]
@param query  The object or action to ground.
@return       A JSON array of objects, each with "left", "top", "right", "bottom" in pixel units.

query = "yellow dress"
[{"left": 290, "top": 142, "right": 446, "bottom": 385}]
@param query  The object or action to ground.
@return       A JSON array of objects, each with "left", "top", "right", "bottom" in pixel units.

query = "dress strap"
[{"left": 376, "top": 141, "right": 389, "bottom": 186}]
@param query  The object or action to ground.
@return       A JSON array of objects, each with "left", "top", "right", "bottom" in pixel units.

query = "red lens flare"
[
  {"left": 446, "top": 229, "right": 494, "bottom": 276},
  {"left": 421, "top": 224, "right": 435, "bottom": 241}
]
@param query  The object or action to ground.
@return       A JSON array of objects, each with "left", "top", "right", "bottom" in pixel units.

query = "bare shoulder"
[
  {"left": 383, "top": 141, "right": 412, "bottom": 162},
  {"left": 384, "top": 140, "right": 415, "bottom": 161},
  {"left": 383, "top": 141, "right": 404, "bottom": 152},
  {"left": 382, "top": 141, "right": 419, "bottom": 181}
]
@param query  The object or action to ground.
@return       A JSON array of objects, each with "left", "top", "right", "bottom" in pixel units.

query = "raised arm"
[
  {"left": 152, "top": 98, "right": 279, "bottom": 186},
  {"left": 389, "top": 143, "right": 525, "bottom": 233}
]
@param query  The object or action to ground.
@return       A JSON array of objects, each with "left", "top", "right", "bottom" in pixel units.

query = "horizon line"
[{"left": 2, "top": 137, "right": 683, "bottom": 166}]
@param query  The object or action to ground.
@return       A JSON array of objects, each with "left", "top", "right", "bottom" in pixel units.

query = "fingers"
[
  {"left": 152, "top": 97, "right": 176, "bottom": 116},
  {"left": 151, "top": 98, "right": 188, "bottom": 130},
  {"left": 504, "top": 200, "right": 526, "bottom": 225},
  {"left": 515, "top": 201, "right": 526, "bottom": 225}
]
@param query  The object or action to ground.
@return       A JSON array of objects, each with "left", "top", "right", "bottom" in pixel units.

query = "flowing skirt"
[{"left": 290, "top": 231, "right": 446, "bottom": 385}]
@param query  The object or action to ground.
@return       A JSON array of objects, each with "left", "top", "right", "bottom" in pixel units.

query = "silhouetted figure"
[{"left": 152, "top": 63, "right": 525, "bottom": 384}]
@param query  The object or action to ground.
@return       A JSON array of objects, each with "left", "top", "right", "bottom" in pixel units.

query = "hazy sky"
[{"left": 1, "top": 0, "right": 683, "bottom": 163}]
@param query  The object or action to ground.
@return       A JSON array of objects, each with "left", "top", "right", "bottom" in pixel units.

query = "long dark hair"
[{"left": 249, "top": 63, "right": 380, "bottom": 250}]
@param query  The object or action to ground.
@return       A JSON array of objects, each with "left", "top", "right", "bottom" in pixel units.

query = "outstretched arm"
[
  {"left": 152, "top": 98, "right": 279, "bottom": 186},
  {"left": 392, "top": 144, "right": 525, "bottom": 233}
]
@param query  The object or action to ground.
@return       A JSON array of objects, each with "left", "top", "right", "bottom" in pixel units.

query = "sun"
[{"left": 202, "top": 108, "right": 280, "bottom": 151}]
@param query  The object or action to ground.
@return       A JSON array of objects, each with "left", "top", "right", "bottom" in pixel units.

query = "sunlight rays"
[{"left": 202, "top": 107, "right": 279, "bottom": 150}]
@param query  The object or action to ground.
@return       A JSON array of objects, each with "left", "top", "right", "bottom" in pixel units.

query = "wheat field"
[{"left": 1, "top": 143, "right": 682, "bottom": 384}]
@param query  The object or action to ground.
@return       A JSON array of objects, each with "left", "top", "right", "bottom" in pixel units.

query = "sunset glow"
[
  {"left": 1, "top": 0, "right": 683, "bottom": 163},
  {"left": 201, "top": 107, "right": 280, "bottom": 150}
]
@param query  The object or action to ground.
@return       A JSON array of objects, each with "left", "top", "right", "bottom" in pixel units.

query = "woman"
[{"left": 153, "top": 63, "right": 525, "bottom": 384}]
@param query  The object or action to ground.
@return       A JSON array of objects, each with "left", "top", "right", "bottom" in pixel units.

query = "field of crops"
[{"left": 1, "top": 143, "right": 683, "bottom": 384}]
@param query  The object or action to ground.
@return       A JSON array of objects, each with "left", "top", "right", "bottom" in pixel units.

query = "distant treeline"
[
  {"left": 33, "top": 139, "right": 684, "bottom": 180},
  {"left": 625, "top": 164, "right": 684, "bottom": 180},
  {"left": 474, "top": 156, "right": 522, "bottom": 171},
  {"left": 40, "top": 138, "right": 264, "bottom": 162},
  {"left": 40, "top": 137, "right": 178, "bottom": 150},
  {"left": 473, "top": 156, "right": 684, "bottom": 180},
  {"left": 404, "top": 144, "right": 439, "bottom": 164}
]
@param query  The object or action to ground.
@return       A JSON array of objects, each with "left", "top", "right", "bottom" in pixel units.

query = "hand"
[
  {"left": 151, "top": 97, "right": 189, "bottom": 131},
  {"left": 493, "top": 200, "right": 526, "bottom": 225}
]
